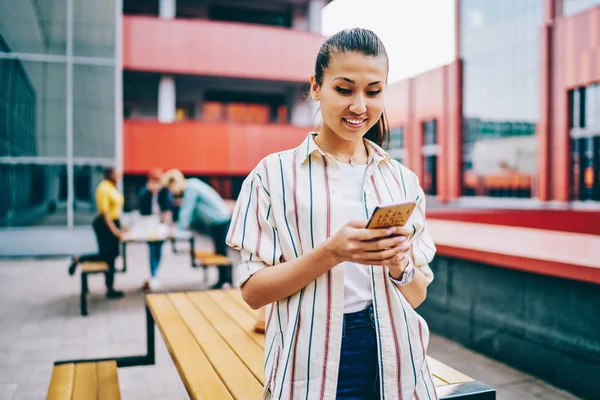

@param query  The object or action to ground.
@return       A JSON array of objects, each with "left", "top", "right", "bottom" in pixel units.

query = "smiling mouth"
[{"left": 342, "top": 117, "right": 368, "bottom": 127}]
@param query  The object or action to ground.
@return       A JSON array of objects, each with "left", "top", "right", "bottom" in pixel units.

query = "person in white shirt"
[{"left": 227, "top": 28, "right": 437, "bottom": 399}]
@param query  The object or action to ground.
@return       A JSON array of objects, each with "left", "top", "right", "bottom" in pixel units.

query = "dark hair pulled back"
[{"left": 314, "top": 28, "right": 390, "bottom": 148}]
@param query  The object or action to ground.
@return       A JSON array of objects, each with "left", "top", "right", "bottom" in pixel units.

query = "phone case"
[{"left": 366, "top": 202, "right": 417, "bottom": 229}]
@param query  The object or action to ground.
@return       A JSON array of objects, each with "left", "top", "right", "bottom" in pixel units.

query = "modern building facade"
[
  {"left": 0, "top": 0, "right": 121, "bottom": 254},
  {"left": 121, "top": 0, "right": 326, "bottom": 209},
  {"left": 385, "top": 0, "right": 600, "bottom": 207},
  {"left": 388, "top": 2, "right": 599, "bottom": 398},
  {"left": 0, "top": 0, "right": 326, "bottom": 255}
]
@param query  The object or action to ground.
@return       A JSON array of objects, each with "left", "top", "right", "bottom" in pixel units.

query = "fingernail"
[
  {"left": 386, "top": 228, "right": 394, "bottom": 235},
  {"left": 398, "top": 236, "right": 406, "bottom": 242}
]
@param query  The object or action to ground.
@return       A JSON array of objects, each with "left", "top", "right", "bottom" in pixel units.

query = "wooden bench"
[
  {"left": 47, "top": 360, "right": 121, "bottom": 399},
  {"left": 146, "top": 290, "right": 496, "bottom": 399},
  {"left": 79, "top": 262, "right": 109, "bottom": 317},
  {"left": 193, "top": 251, "right": 233, "bottom": 284},
  {"left": 194, "top": 250, "right": 232, "bottom": 266}
]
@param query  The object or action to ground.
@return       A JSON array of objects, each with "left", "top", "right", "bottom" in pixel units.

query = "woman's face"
[{"left": 311, "top": 51, "right": 388, "bottom": 142}]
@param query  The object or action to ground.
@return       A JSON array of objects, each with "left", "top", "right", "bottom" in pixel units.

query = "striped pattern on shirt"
[{"left": 227, "top": 133, "right": 438, "bottom": 400}]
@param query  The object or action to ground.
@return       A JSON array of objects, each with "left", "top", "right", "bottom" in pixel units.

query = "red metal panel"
[
  {"left": 448, "top": 60, "right": 463, "bottom": 200},
  {"left": 428, "top": 209, "right": 600, "bottom": 234},
  {"left": 123, "top": 120, "right": 310, "bottom": 175},
  {"left": 385, "top": 80, "right": 410, "bottom": 127},
  {"left": 386, "top": 61, "right": 461, "bottom": 201},
  {"left": 123, "top": 16, "right": 325, "bottom": 83}
]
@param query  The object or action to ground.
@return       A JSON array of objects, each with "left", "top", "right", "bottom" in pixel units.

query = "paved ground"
[{"left": 0, "top": 234, "right": 580, "bottom": 400}]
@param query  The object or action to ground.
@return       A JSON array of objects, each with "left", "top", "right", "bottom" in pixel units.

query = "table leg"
[
  {"left": 190, "top": 236, "right": 196, "bottom": 268},
  {"left": 120, "top": 241, "right": 127, "bottom": 273}
]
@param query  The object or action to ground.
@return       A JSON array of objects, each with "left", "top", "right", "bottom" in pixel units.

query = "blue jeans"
[
  {"left": 336, "top": 305, "right": 381, "bottom": 399},
  {"left": 148, "top": 241, "right": 163, "bottom": 278}
]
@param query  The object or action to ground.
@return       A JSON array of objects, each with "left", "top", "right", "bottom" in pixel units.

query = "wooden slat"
[
  {"left": 225, "top": 289, "right": 256, "bottom": 318},
  {"left": 206, "top": 291, "right": 265, "bottom": 348},
  {"left": 427, "top": 356, "right": 474, "bottom": 385},
  {"left": 198, "top": 255, "right": 232, "bottom": 266},
  {"left": 147, "top": 294, "right": 233, "bottom": 400},
  {"left": 46, "top": 363, "right": 75, "bottom": 400},
  {"left": 81, "top": 262, "right": 108, "bottom": 273},
  {"left": 72, "top": 362, "right": 97, "bottom": 400},
  {"left": 169, "top": 293, "right": 263, "bottom": 399},
  {"left": 97, "top": 361, "right": 121, "bottom": 400},
  {"left": 188, "top": 292, "right": 265, "bottom": 383},
  {"left": 194, "top": 250, "right": 216, "bottom": 259}
]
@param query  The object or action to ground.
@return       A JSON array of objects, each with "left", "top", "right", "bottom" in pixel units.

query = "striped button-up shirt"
[{"left": 227, "top": 133, "right": 438, "bottom": 400}]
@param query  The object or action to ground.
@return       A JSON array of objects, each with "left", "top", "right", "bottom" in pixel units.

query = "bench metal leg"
[
  {"left": 80, "top": 273, "right": 88, "bottom": 316},
  {"left": 56, "top": 304, "right": 156, "bottom": 368}
]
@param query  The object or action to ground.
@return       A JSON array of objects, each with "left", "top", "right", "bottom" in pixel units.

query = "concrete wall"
[{"left": 418, "top": 255, "right": 600, "bottom": 399}]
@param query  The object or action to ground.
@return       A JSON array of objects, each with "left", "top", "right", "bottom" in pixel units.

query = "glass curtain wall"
[
  {"left": 460, "top": 0, "right": 542, "bottom": 198},
  {"left": 0, "top": 0, "right": 120, "bottom": 228}
]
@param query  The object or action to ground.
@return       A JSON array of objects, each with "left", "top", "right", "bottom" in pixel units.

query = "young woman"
[
  {"left": 68, "top": 167, "right": 125, "bottom": 299},
  {"left": 227, "top": 28, "right": 438, "bottom": 399}
]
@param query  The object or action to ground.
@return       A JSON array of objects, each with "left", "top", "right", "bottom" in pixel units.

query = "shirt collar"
[{"left": 297, "top": 132, "right": 391, "bottom": 167}]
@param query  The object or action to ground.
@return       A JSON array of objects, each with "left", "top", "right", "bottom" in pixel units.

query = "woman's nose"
[{"left": 349, "top": 94, "right": 367, "bottom": 114}]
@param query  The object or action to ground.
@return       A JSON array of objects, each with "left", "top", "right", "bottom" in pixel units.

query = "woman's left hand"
[{"left": 378, "top": 225, "right": 413, "bottom": 278}]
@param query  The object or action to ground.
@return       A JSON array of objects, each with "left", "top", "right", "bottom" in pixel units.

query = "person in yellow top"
[{"left": 68, "top": 167, "right": 125, "bottom": 298}]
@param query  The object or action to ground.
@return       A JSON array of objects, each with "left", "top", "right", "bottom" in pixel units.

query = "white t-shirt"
[{"left": 338, "top": 162, "right": 373, "bottom": 313}]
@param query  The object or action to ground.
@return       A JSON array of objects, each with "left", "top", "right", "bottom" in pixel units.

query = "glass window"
[
  {"left": 422, "top": 120, "right": 438, "bottom": 196},
  {"left": 0, "top": 0, "right": 67, "bottom": 55},
  {"left": 460, "top": 0, "right": 542, "bottom": 198},
  {"left": 0, "top": 163, "right": 67, "bottom": 227},
  {"left": 563, "top": 0, "right": 600, "bottom": 16},
  {"left": 73, "top": 0, "right": 116, "bottom": 58},
  {"left": 570, "top": 84, "right": 600, "bottom": 201},
  {"left": 387, "top": 126, "right": 405, "bottom": 164},
  {"left": 0, "top": 61, "right": 67, "bottom": 157},
  {"left": 73, "top": 64, "right": 115, "bottom": 159}
]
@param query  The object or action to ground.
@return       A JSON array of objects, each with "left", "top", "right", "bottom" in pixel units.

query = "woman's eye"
[
  {"left": 335, "top": 87, "right": 352, "bottom": 94},
  {"left": 367, "top": 90, "right": 382, "bottom": 96}
]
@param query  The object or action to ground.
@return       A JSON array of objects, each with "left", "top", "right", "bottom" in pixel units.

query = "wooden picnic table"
[
  {"left": 146, "top": 289, "right": 496, "bottom": 400},
  {"left": 120, "top": 230, "right": 196, "bottom": 272}
]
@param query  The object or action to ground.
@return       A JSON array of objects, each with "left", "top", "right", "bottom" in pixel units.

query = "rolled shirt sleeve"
[{"left": 227, "top": 165, "right": 281, "bottom": 286}]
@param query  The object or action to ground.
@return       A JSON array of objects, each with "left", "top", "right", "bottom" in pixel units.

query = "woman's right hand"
[
  {"left": 323, "top": 220, "right": 409, "bottom": 266},
  {"left": 115, "top": 230, "right": 125, "bottom": 242}
]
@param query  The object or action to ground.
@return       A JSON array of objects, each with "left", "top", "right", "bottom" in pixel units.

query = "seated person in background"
[
  {"left": 162, "top": 169, "right": 233, "bottom": 289},
  {"left": 138, "top": 168, "right": 172, "bottom": 291}
]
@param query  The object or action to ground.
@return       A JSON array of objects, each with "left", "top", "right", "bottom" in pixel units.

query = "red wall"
[
  {"left": 123, "top": 16, "right": 325, "bottom": 82},
  {"left": 123, "top": 120, "right": 310, "bottom": 175},
  {"left": 386, "top": 61, "right": 462, "bottom": 202}
]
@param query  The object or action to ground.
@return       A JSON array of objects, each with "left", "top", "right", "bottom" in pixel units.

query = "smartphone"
[{"left": 366, "top": 201, "right": 417, "bottom": 229}]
